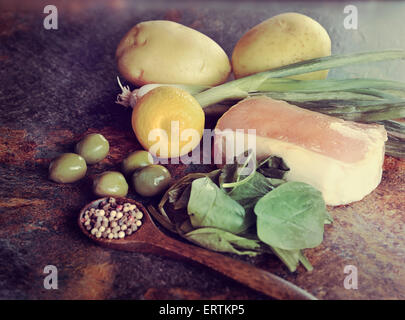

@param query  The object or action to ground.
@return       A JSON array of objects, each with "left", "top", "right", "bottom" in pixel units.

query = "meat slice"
[{"left": 214, "top": 96, "right": 387, "bottom": 205}]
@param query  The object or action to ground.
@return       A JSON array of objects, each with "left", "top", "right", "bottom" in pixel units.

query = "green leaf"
[
  {"left": 270, "top": 247, "right": 301, "bottom": 272},
  {"left": 255, "top": 181, "right": 327, "bottom": 250},
  {"left": 257, "top": 155, "right": 290, "bottom": 179},
  {"left": 298, "top": 251, "right": 314, "bottom": 272},
  {"left": 219, "top": 149, "right": 257, "bottom": 189},
  {"left": 173, "top": 185, "right": 191, "bottom": 210},
  {"left": 218, "top": 153, "right": 288, "bottom": 229},
  {"left": 167, "top": 170, "right": 221, "bottom": 205},
  {"left": 226, "top": 172, "right": 276, "bottom": 228},
  {"left": 158, "top": 170, "right": 221, "bottom": 224},
  {"left": 323, "top": 210, "right": 334, "bottom": 225},
  {"left": 183, "top": 227, "right": 261, "bottom": 256},
  {"left": 187, "top": 177, "right": 249, "bottom": 234}
]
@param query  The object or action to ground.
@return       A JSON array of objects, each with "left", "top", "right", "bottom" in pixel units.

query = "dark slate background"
[{"left": 0, "top": 0, "right": 404, "bottom": 300}]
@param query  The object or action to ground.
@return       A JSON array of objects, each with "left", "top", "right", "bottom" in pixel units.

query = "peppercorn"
[{"left": 81, "top": 197, "right": 143, "bottom": 240}]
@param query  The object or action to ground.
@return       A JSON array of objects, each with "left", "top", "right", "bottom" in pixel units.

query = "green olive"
[
  {"left": 49, "top": 153, "right": 87, "bottom": 183},
  {"left": 132, "top": 165, "right": 171, "bottom": 197},
  {"left": 93, "top": 171, "right": 128, "bottom": 197},
  {"left": 122, "top": 150, "right": 154, "bottom": 176},
  {"left": 75, "top": 133, "right": 109, "bottom": 164}
]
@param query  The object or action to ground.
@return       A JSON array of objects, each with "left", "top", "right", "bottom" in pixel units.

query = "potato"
[
  {"left": 116, "top": 20, "right": 231, "bottom": 86},
  {"left": 232, "top": 12, "right": 331, "bottom": 80}
]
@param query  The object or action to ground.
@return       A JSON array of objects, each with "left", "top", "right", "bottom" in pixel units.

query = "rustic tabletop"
[{"left": 0, "top": 0, "right": 404, "bottom": 300}]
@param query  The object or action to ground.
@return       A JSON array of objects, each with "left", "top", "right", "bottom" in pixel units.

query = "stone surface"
[{"left": 0, "top": 0, "right": 404, "bottom": 300}]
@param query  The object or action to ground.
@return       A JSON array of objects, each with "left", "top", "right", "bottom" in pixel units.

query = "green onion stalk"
[
  {"left": 194, "top": 50, "right": 405, "bottom": 107},
  {"left": 116, "top": 50, "right": 405, "bottom": 157}
]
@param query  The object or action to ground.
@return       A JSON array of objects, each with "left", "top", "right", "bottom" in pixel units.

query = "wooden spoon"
[{"left": 78, "top": 197, "right": 317, "bottom": 300}]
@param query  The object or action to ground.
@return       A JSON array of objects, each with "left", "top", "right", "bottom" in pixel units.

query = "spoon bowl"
[
  {"left": 78, "top": 197, "right": 317, "bottom": 300},
  {"left": 78, "top": 197, "right": 161, "bottom": 251}
]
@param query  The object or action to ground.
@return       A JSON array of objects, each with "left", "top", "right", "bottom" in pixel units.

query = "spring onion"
[
  {"left": 378, "top": 120, "right": 405, "bottom": 139},
  {"left": 385, "top": 138, "right": 405, "bottom": 158},
  {"left": 194, "top": 50, "right": 405, "bottom": 107},
  {"left": 116, "top": 50, "right": 405, "bottom": 157}
]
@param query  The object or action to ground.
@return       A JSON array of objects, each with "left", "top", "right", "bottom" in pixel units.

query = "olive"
[
  {"left": 132, "top": 165, "right": 171, "bottom": 197},
  {"left": 121, "top": 150, "right": 154, "bottom": 176},
  {"left": 75, "top": 133, "right": 109, "bottom": 164},
  {"left": 93, "top": 171, "right": 128, "bottom": 197},
  {"left": 49, "top": 153, "right": 87, "bottom": 183}
]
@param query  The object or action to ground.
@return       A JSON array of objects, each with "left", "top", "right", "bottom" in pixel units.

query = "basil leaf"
[
  {"left": 187, "top": 177, "right": 249, "bottom": 234},
  {"left": 183, "top": 227, "right": 261, "bottom": 257},
  {"left": 255, "top": 181, "right": 327, "bottom": 250}
]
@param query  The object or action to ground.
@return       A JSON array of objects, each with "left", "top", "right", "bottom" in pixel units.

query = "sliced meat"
[{"left": 214, "top": 96, "right": 387, "bottom": 205}]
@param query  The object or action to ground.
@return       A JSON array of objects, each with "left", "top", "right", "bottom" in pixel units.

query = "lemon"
[{"left": 131, "top": 86, "right": 205, "bottom": 158}]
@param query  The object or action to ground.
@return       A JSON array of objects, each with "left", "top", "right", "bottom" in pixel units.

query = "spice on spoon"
[{"left": 81, "top": 197, "right": 143, "bottom": 239}]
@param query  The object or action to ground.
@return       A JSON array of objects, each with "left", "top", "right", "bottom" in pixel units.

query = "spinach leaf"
[
  {"left": 323, "top": 210, "right": 334, "bottom": 225},
  {"left": 271, "top": 247, "right": 301, "bottom": 272},
  {"left": 219, "top": 149, "right": 257, "bottom": 190},
  {"left": 157, "top": 170, "right": 221, "bottom": 223},
  {"left": 270, "top": 247, "right": 314, "bottom": 272},
  {"left": 172, "top": 185, "right": 192, "bottom": 210},
  {"left": 219, "top": 153, "right": 289, "bottom": 229},
  {"left": 255, "top": 181, "right": 327, "bottom": 250},
  {"left": 226, "top": 172, "right": 276, "bottom": 227},
  {"left": 257, "top": 155, "right": 290, "bottom": 179},
  {"left": 187, "top": 177, "right": 249, "bottom": 234},
  {"left": 167, "top": 170, "right": 221, "bottom": 207},
  {"left": 183, "top": 227, "right": 261, "bottom": 257},
  {"left": 151, "top": 151, "right": 329, "bottom": 272}
]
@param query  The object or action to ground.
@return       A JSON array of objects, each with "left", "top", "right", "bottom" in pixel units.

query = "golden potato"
[
  {"left": 232, "top": 12, "right": 331, "bottom": 80},
  {"left": 116, "top": 20, "right": 231, "bottom": 86}
]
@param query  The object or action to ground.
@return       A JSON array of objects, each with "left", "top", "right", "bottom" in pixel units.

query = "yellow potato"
[
  {"left": 116, "top": 20, "right": 231, "bottom": 86},
  {"left": 232, "top": 12, "right": 331, "bottom": 80}
]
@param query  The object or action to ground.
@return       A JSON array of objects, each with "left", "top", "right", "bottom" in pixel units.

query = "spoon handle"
[{"left": 149, "top": 230, "right": 317, "bottom": 300}]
